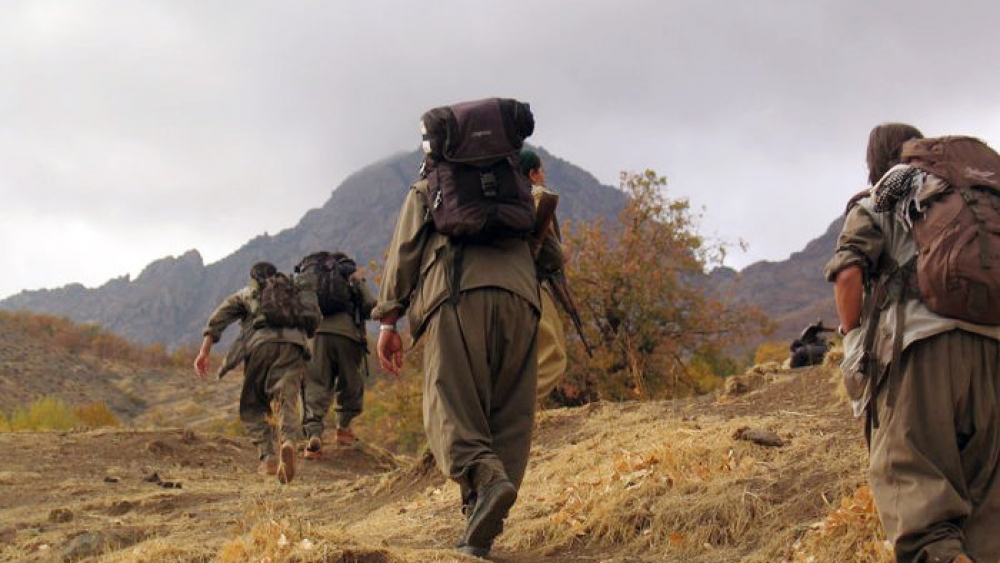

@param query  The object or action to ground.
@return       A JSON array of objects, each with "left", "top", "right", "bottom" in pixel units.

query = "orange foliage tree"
[{"left": 562, "top": 170, "right": 771, "bottom": 401}]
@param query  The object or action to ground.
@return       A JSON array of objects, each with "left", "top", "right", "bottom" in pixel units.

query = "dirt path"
[{"left": 0, "top": 366, "right": 868, "bottom": 563}]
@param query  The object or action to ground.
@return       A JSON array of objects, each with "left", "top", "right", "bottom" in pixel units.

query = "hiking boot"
[
  {"left": 303, "top": 435, "right": 322, "bottom": 460},
  {"left": 460, "top": 479, "right": 517, "bottom": 554},
  {"left": 257, "top": 457, "right": 279, "bottom": 476},
  {"left": 276, "top": 440, "right": 296, "bottom": 484},
  {"left": 334, "top": 427, "right": 358, "bottom": 445},
  {"left": 457, "top": 543, "right": 491, "bottom": 559}
]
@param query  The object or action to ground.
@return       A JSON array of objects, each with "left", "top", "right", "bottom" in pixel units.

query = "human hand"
[
  {"left": 377, "top": 329, "right": 404, "bottom": 376},
  {"left": 193, "top": 351, "right": 210, "bottom": 379}
]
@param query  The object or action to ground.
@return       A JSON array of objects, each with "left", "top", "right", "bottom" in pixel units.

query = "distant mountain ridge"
[
  {"left": 713, "top": 217, "right": 842, "bottom": 344},
  {"left": 0, "top": 147, "right": 629, "bottom": 349}
]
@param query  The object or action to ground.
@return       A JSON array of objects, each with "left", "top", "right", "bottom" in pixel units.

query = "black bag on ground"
[
  {"left": 294, "top": 251, "right": 357, "bottom": 316},
  {"left": 420, "top": 97, "right": 536, "bottom": 241}
]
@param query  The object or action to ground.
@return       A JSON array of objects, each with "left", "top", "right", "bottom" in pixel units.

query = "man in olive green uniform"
[
  {"left": 520, "top": 148, "right": 569, "bottom": 402},
  {"left": 302, "top": 269, "right": 376, "bottom": 457},
  {"left": 826, "top": 123, "right": 1000, "bottom": 563},
  {"left": 194, "top": 262, "right": 319, "bottom": 485},
  {"left": 374, "top": 178, "right": 540, "bottom": 558}
]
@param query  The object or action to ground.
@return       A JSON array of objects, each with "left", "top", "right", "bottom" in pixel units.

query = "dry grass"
[
  {"left": 790, "top": 486, "right": 893, "bottom": 563},
  {"left": 0, "top": 363, "right": 892, "bottom": 563},
  {"left": 496, "top": 399, "right": 868, "bottom": 562}
]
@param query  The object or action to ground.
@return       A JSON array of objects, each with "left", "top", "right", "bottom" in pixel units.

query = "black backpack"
[
  {"left": 294, "top": 251, "right": 357, "bottom": 316},
  {"left": 420, "top": 97, "right": 536, "bottom": 241}
]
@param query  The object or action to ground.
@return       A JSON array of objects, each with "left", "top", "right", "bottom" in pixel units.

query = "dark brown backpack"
[
  {"left": 254, "top": 272, "right": 320, "bottom": 336},
  {"left": 900, "top": 136, "right": 1000, "bottom": 324},
  {"left": 420, "top": 98, "right": 535, "bottom": 241}
]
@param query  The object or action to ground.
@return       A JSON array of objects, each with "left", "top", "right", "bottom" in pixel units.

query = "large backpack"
[
  {"left": 900, "top": 135, "right": 1000, "bottom": 325},
  {"left": 294, "top": 251, "right": 356, "bottom": 316},
  {"left": 420, "top": 97, "right": 536, "bottom": 241},
  {"left": 254, "top": 271, "right": 320, "bottom": 335}
]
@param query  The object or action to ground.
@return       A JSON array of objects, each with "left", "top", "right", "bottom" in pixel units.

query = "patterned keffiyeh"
[
  {"left": 873, "top": 165, "right": 921, "bottom": 212},
  {"left": 873, "top": 164, "right": 927, "bottom": 231}
]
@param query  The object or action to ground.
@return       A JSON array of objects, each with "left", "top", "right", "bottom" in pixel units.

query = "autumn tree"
[{"left": 562, "top": 170, "right": 771, "bottom": 401}]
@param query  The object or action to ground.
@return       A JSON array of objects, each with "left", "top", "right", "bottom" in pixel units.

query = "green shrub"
[{"left": 10, "top": 396, "right": 78, "bottom": 431}]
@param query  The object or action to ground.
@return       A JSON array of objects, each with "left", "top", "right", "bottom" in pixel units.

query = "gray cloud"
[{"left": 3, "top": 0, "right": 1000, "bottom": 298}]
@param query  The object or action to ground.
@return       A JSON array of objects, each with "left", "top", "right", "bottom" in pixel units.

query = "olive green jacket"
[
  {"left": 203, "top": 285, "right": 314, "bottom": 378},
  {"left": 373, "top": 180, "right": 540, "bottom": 338},
  {"left": 317, "top": 277, "right": 377, "bottom": 344}
]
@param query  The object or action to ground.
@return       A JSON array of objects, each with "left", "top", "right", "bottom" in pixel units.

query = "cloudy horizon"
[{"left": 3, "top": 0, "right": 1000, "bottom": 300}]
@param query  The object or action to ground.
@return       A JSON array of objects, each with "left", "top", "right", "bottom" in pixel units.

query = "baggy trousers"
[
  {"left": 303, "top": 332, "right": 366, "bottom": 437},
  {"left": 240, "top": 342, "right": 307, "bottom": 460},
  {"left": 869, "top": 330, "right": 1000, "bottom": 563},
  {"left": 422, "top": 288, "right": 539, "bottom": 496},
  {"left": 535, "top": 283, "right": 568, "bottom": 401}
]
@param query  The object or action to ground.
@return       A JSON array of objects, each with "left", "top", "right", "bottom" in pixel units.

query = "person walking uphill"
[
  {"left": 520, "top": 148, "right": 569, "bottom": 402},
  {"left": 374, "top": 97, "right": 540, "bottom": 559},
  {"left": 295, "top": 251, "right": 376, "bottom": 457},
  {"left": 194, "top": 261, "right": 320, "bottom": 485},
  {"left": 826, "top": 123, "right": 1000, "bottom": 563}
]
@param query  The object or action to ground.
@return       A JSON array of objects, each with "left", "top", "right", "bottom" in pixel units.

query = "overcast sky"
[{"left": 3, "top": 0, "right": 1000, "bottom": 300}]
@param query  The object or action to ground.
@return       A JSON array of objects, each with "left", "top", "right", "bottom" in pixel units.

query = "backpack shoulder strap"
[{"left": 844, "top": 187, "right": 873, "bottom": 215}]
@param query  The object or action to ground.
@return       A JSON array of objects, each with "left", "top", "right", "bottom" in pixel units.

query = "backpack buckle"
[{"left": 480, "top": 171, "right": 498, "bottom": 197}]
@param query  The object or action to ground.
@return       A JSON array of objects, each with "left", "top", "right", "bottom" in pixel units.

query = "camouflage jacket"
[{"left": 203, "top": 286, "right": 313, "bottom": 378}]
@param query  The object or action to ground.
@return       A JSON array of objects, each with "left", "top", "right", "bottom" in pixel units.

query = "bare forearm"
[{"left": 833, "top": 266, "right": 864, "bottom": 332}]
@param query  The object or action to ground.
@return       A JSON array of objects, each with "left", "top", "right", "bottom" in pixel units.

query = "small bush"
[
  {"left": 0, "top": 411, "right": 10, "bottom": 431},
  {"left": 10, "top": 396, "right": 78, "bottom": 431},
  {"left": 74, "top": 402, "right": 121, "bottom": 429}
]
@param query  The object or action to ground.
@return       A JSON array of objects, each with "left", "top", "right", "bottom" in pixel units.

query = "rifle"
[
  {"left": 547, "top": 270, "right": 595, "bottom": 358},
  {"left": 530, "top": 190, "right": 560, "bottom": 260},
  {"left": 531, "top": 189, "right": 594, "bottom": 358},
  {"left": 216, "top": 326, "right": 251, "bottom": 380}
]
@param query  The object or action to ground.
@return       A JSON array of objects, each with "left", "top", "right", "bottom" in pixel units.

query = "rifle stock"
[
  {"left": 216, "top": 327, "right": 251, "bottom": 380},
  {"left": 530, "top": 191, "right": 559, "bottom": 259},
  {"left": 548, "top": 271, "right": 594, "bottom": 358}
]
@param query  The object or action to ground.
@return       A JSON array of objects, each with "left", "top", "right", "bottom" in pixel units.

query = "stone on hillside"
[{"left": 733, "top": 426, "right": 785, "bottom": 447}]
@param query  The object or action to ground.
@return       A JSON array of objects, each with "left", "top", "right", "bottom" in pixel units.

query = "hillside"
[
  {"left": 0, "top": 147, "right": 627, "bottom": 351},
  {"left": 715, "top": 217, "right": 843, "bottom": 344},
  {"left": 0, "top": 361, "right": 889, "bottom": 563},
  {"left": 0, "top": 311, "right": 242, "bottom": 427}
]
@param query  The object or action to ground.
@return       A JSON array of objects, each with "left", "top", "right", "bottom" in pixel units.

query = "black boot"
[{"left": 458, "top": 479, "right": 517, "bottom": 558}]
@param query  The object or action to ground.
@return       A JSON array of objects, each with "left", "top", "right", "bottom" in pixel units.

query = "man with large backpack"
[
  {"left": 826, "top": 123, "right": 1000, "bottom": 563},
  {"left": 193, "top": 261, "right": 320, "bottom": 485},
  {"left": 374, "top": 97, "right": 540, "bottom": 558},
  {"left": 294, "top": 251, "right": 376, "bottom": 457}
]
